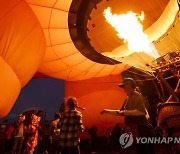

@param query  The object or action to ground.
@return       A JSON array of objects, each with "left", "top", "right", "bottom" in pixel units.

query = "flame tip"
[{"left": 103, "top": 8, "right": 159, "bottom": 59}]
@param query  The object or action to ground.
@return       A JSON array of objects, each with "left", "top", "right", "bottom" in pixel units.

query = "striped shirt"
[{"left": 59, "top": 109, "right": 84, "bottom": 147}]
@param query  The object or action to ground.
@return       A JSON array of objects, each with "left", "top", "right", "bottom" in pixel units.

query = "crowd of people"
[
  {"left": 0, "top": 118, "right": 124, "bottom": 154},
  {"left": 0, "top": 97, "right": 84, "bottom": 154},
  {"left": 0, "top": 78, "right": 174, "bottom": 154}
]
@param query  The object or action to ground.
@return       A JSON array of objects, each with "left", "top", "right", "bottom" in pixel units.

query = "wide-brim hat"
[{"left": 118, "top": 78, "right": 136, "bottom": 88}]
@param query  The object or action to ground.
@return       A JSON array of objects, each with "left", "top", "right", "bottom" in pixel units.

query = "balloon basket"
[{"left": 157, "top": 102, "right": 180, "bottom": 152}]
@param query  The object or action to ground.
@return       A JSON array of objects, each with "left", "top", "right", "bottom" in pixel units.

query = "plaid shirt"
[{"left": 59, "top": 109, "right": 84, "bottom": 147}]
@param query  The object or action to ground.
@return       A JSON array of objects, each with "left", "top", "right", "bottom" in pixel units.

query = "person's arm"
[
  {"left": 78, "top": 113, "right": 84, "bottom": 131},
  {"left": 122, "top": 109, "right": 145, "bottom": 116},
  {"left": 100, "top": 109, "right": 145, "bottom": 116},
  {"left": 100, "top": 109, "right": 123, "bottom": 116}
]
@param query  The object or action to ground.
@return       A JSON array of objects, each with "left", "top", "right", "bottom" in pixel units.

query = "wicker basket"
[{"left": 157, "top": 102, "right": 180, "bottom": 152}]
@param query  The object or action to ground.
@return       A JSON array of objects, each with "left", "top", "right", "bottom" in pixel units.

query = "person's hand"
[
  {"left": 100, "top": 109, "right": 109, "bottom": 115},
  {"left": 118, "top": 110, "right": 124, "bottom": 116}
]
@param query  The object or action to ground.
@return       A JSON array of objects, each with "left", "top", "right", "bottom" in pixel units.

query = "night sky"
[{"left": 0, "top": 77, "right": 64, "bottom": 123}]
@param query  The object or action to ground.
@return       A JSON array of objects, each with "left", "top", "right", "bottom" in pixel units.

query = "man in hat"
[
  {"left": 101, "top": 78, "right": 148, "bottom": 120},
  {"left": 101, "top": 78, "right": 155, "bottom": 154}
]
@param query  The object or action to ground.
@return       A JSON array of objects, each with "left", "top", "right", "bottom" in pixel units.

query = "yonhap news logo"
[
  {"left": 119, "top": 132, "right": 180, "bottom": 148},
  {"left": 119, "top": 132, "right": 133, "bottom": 148}
]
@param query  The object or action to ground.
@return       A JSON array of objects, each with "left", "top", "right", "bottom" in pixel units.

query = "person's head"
[
  {"left": 54, "top": 112, "right": 61, "bottom": 120},
  {"left": 65, "top": 97, "right": 78, "bottom": 110},
  {"left": 118, "top": 78, "right": 136, "bottom": 95},
  {"left": 18, "top": 114, "right": 25, "bottom": 122},
  {"left": 59, "top": 102, "right": 65, "bottom": 113}
]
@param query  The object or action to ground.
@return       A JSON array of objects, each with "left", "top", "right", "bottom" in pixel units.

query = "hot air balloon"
[{"left": 0, "top": 0, "right": 180, "bottom": 145}]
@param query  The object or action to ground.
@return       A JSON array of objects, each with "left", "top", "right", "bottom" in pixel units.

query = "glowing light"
[{"left": 104, "top": 7, "right": 160, "bottom": 58}]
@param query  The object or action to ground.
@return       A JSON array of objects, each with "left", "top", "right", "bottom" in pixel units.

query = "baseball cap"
[{"left": 118, "top": 78, "right": 136, "bottom": 88}]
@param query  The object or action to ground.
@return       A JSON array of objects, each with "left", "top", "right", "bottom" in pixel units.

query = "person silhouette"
[
  {"left": 59, "top": 97, "right": 84, "bottom": 154},
  {"left": 101, "top": 78, "right": 155, "bottom": 154}
]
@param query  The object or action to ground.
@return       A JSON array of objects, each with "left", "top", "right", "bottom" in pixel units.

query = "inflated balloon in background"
[{"left": 0, "top": 0, "right": 46, "bottom": 117}]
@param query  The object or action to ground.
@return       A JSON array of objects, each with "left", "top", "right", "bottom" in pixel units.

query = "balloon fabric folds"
[{"left": 0, "top": 0, "right": 45, "bottom": 117}]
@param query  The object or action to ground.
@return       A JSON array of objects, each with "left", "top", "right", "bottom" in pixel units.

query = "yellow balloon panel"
[
  {"left": 60, "top": 53, "right": 87, "bottom": 66},
  {"left": 29, "top": 5, "right": 52, "bottom": 29},
  {"left": 75, "top": 60, "right": 99, "bottom": 71},
  {"left": 111, "top": 64, "right": 130, "bottom": 74},
  {"left": 52, "top": 43, "right": 79, "bottom": 58},
  {"left": 53, "top": 0, "right": 72, "bottom": 11},
  {"left": 26, "top": 0, "right": 128, "bottom": 81},
  {"left": 26, "top": 0, "right": 57, "bottom": 7},
  {"left": 155, "top": 18, "right": 180, "bottom": 55},
  {"left": 42, "top": 43, "right": 79, "bottom": 63},
  {"left": 26, "top": 0, "right": 72, "bottom": 11},
  {"left": 93, "top": 65, "right": 121, "bottom": 77},
  {"left": 146, "top": 0, "right": 178, "bottom": 41},
  {"left": 0, "top": 57, "right": 21, "bottom": 118},
  {"left": 50, "top": 9, "right": 68, "bottom": 28},
  {"left": 39, "top": 60, "right": 69, "bottom": 74},
  {"left": 64, "top": 68, "right": 88, "bottom": 80},
  {"left": 104, "top": 45, "right": 131, "bottom": 58},
  {"left": 74, "top": 60, "right": 123, "bottom": 76},
  {"left": 40, "top": 59, "right": 130, "bottom": 81},
  {"left": 47, "top": 68, "right": 75, "bottom": 79},
  {"left": 49, "top": 29, "right": 71, "bottom": 45}
]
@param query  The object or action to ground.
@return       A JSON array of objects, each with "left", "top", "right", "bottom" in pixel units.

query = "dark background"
[{"left": 0, "top": 77, "right": 64, "bottom": 123}]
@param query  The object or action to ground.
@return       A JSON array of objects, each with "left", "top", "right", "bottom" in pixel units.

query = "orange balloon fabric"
[
  {"left": 0, "top": 0, "right": 45, "bottom": 117},
  {"left": 65, "top": 74, "right": 126, "bottom": 136},
  {"left": 0, "top": 57, "right": 21, "bottom": 117},
  {"left": 0, "top": 0, "right": 46, "bottom": 87}
]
